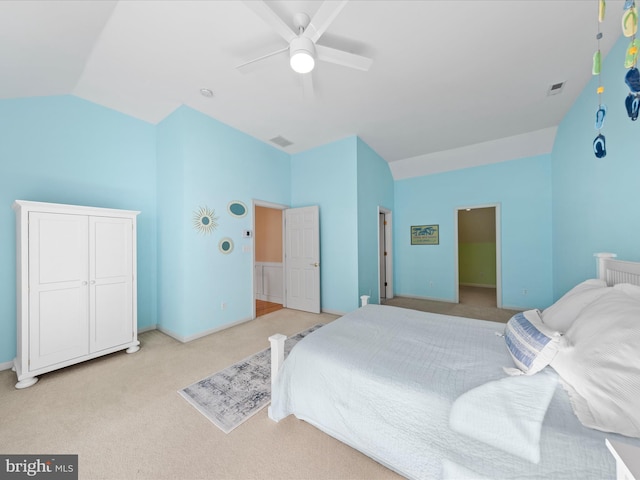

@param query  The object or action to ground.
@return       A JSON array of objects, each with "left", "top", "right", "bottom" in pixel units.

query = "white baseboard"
[
  {"left": 257, "top": 295, "right": 283, "bottom": 304},
  {"left": 157, "top": 316, "right": 253, "bottom": 343},
  {"left": 138, "top": 325, "right": 157, "bottom": 334},
  {"left": 0, "top": 360, "right": 14, "bottom": 372},
  {"left": 392, "top": 294, "right": 457, "bottom": 304},
  {"left": 321, "top": 308, "right": 347, "bottom": 316},
  {"left": 501, "top": 304, "right": 528, "bottom": 312}
]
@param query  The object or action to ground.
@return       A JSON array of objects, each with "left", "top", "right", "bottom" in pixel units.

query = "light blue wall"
[
  {"left": 356, "top": 138, "right": 394, "bottom": 304},
  {"left": 291, "top": 137, "right": 359, "bottom": 313},
  {"left": 6, "top": 34, "right": 635, "bottom": 364},
  {"left": 394, "top": 156, "right": 553, "bottom": 310},
  {"left": 156, "top": 109, "right": 186, "bottom": 337},
  {"left": 156, "top": 107, "right": 291, "bottom": 339},
  {"left": 0, "top": 95, "right": 157, "bottom": 364},
  {"left": 552, "top": 36, "right": 640, "bottom": 298}
]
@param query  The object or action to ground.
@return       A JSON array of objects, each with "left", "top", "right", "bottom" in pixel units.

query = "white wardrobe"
[{"left": 12, "top": 200, "right": 140, "bottom": 389}]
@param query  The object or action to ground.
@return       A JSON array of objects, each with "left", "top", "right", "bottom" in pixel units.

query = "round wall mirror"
[
  {"left": 219, "top": 237, "right": 234, "bottom": 254},
  {"left": 228, "top": 201, "right": 247, "bottom": 218}
]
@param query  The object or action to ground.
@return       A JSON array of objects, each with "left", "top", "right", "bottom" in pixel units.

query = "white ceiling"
[{"left": 0, "top": 0, "right": 624, "bottom": 175}]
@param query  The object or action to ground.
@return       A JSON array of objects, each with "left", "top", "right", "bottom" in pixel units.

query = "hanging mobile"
[
  {"left": 623, "top": 0, "right": 640, "bottom": 121},
  {"left": 594, "top": 0, "right": 607, "bottom": 157}
]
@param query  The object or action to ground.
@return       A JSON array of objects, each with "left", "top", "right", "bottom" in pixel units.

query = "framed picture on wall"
[{"left": 411, "top": 224, "right": 439, "bottom": 245}]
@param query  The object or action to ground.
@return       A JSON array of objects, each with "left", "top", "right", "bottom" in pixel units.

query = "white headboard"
[{"left": 595, "top": 253, "right": 640, "bottom": 287}]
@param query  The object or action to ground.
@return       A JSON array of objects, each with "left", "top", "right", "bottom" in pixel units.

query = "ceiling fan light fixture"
[
  {"left": 290, "top": 52, "right": 314, "bottom": 73},
  {"left": 290, "top": 36, "right": 316, "bottom": 74}
]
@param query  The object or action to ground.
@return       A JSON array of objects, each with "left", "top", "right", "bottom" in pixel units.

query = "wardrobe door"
[
  {"left": 89, "top": 216, "right": 134, "bottom": 352},
  {"left": 28, "top": 212, "right": 90, "bottom": 370}
]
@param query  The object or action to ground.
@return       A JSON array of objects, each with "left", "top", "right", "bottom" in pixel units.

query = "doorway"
[
  {"left": 455, "top": 205, "right": 501, "bottom": 308},
  {"left": 252, "top": 201, "right": 321, "bottom": 317},
  {"left": 253, "top": 202, "right": 285, "bottom": 318},
  {"left": 378, "top": 207, "right": 393, "bottom": 302}
]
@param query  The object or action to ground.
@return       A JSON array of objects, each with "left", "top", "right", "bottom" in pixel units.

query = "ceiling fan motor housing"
[{"left": 290, "top": 36, "right": 316, "bottom": 73}]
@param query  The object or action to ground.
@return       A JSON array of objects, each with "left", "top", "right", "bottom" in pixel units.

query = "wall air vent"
[
  {"left": 269, "top": 135, "right": 293, "bottom": 147},
  {"left": 547, "top": 81, "right": 566, "bottom": 96}
]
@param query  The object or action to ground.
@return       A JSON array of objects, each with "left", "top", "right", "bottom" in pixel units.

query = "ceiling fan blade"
[
  {"left": 316, "top": 44, "right": 373, "bottom": 71},
  {"left": 236, "top": 46, "right": 289, "bottom": 71},
  {"left": 242, "top": 0, "right": 297, "bottom": 43},
  {"left": 303, "top": 0, "right": 349, "bottom": 43},
  {"left": 300, "top": 73, "right": 316, "bottom": 100}
]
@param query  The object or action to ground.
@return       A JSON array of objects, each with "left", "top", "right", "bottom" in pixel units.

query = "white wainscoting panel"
[{"left": 255, "top": 262, "right": 283, "bottom": 303}]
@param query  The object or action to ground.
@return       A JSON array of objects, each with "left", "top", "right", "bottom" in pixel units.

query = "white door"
[
  {"left": 89, "top": 216, "right": 134, "bottom": 352},
  {"left": 285, "top": 206, "right": 320, "bottom": 313},
  {"left": 379, "top": 212, "right": 386, "bottom": 300},
  {"left": 28, "top": 212, "right": 90, "bottom": 370}
]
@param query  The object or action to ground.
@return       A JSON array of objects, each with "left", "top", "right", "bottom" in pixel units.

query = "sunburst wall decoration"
[{"left": 193, "top": 206, "right": 219, "bottom": 235}]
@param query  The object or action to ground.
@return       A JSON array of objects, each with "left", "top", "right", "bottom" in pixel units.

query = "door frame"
[
  {"left": 252, "top": 199, "right": 288, "bottom": 319},
  {"left": 453, "top": 203, "right": 502, "bottom": 308},
  {"left": 378, "top": 206, "right": 393, "bottom": 302}
]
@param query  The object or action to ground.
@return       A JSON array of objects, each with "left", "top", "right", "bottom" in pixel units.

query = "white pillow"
[
  {"left": 542, "top": 279, "right": 609, "bottom": 332},
  {"left": 550, "top": 288, "right": 640, "bottom": 438},
  {"left": 614, "top": 282, "right": 640, "bottom": 302},
  {"left": 504, "top": 309, "right": 564, "bottom": 376}
]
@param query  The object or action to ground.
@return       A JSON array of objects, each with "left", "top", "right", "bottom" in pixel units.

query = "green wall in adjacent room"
[{"left": 458, "top": 242, "right": 497, "bottom": 286}]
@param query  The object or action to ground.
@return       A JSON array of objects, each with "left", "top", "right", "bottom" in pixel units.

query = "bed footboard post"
[
  {"left": 268, "top": 333, "right": 286, "bottom": 421},
  {"left": 594, "top": 252, "right": 617, "bottom": 282}
]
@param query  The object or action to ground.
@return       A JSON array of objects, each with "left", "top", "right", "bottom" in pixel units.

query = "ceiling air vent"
[
  {"left": 547, "top": 81, "right": 566, "bottom": 96},
  {"left": 269, "top": 135, "right": 293, "bottom": 147}
]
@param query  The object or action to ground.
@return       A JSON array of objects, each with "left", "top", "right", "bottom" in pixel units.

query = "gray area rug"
[{"left": 178, "top": 324, "right": 324, "bottom": 433}]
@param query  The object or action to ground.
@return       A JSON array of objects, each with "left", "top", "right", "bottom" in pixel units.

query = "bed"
[{"left": 268, "top": 253, "right": 640, "bottom": 479}]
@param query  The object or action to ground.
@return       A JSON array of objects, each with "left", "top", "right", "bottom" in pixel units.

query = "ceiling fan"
[{"left": 238, "top": 0, "right": 373, "bottom": 89}]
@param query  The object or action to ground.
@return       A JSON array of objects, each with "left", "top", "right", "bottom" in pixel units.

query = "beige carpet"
[
  {"left": 0, "top": 298, "right": 517, "bottom": 480},
  {"left": 384, "top": 288, "right": 519, "bottom": 323}
]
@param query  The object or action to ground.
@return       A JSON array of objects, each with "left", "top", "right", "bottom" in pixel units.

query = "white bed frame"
[
  {"left": 267, "top": 252, "right": 640, "bottom": 478},
  {"left": 595, "top": 252, "right": 640, "bottom": 286}
]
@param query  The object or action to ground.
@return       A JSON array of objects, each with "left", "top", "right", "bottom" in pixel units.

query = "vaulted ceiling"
[{"left": 0, "top": 1, "right": 624, "bottom": 174}]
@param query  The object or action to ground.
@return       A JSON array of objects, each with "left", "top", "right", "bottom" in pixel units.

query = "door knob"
[{"left": 311, "top": 262, "right": 319, "bottom": 267}]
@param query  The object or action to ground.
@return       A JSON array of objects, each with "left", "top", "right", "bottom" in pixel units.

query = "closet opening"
[{"left": 455, "top": 205, "right": 501, "bottom": 308}]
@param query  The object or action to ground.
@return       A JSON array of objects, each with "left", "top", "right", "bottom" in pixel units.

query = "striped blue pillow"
[{"left": 504, "top": 310, "right": 563, "bottom": 376}]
